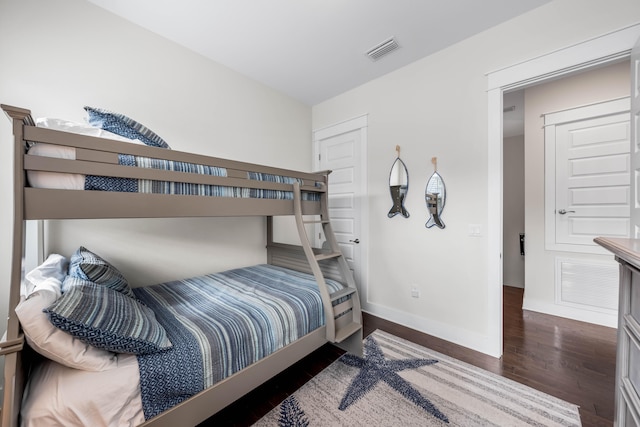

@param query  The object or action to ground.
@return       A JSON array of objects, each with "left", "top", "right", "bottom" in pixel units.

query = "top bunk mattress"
[{"left": 27, "top": 143, "right": 319, "bottom": 201}]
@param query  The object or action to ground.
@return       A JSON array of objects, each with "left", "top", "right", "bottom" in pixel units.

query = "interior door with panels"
[
  {"left": 313, "top": 116, "right": 367, "bottom": 297},
  {"left": 545, "top": 97, "right": 631, "bottom": 254},
  {"left": 317, "top": 130, "right": 361, "bottom": 274}
]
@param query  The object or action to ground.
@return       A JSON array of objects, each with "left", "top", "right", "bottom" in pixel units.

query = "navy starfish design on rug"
[
  {"left": 339, "top": 336, "right": 449, "bottom": 423},
  {"left": 278, "top": 396, "right": 309, "bottom": 427}
]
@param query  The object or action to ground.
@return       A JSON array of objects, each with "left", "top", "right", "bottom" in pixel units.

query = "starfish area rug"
[{"left": 253, "top": 330, "right": 581, "bottom": 426}]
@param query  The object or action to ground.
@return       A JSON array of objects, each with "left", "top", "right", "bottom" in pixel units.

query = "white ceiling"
[{"left": 87, "top": 0, "right": 551, "bottom": 106}]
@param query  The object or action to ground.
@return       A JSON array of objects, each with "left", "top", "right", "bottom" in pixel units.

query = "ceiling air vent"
[{"left": 366, "top": 37, "right": 400, "bottom": 61}]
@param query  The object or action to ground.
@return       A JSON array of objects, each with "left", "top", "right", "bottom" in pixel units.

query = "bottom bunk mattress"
[{"left": 21, "top": 263, "right": 343, "bottom": 426}]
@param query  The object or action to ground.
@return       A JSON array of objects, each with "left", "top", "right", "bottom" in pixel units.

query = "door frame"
[
  {"left": 486, "top": 23, "right": 640, "bottom": 358},
  {"left": 312, "top": 115, "right": 369, "bottom": 308}
]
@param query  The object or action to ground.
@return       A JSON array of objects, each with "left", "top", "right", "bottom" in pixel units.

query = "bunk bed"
[{"left": 0, "top": 104, "right": 363, "bottom": 427}]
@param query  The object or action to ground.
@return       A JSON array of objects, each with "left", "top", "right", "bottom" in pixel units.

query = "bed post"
[
  {"left": 266, "top": 216, "right": 273, "bottom": 264},
  {"left": 1, "top": 105, "right": 31, "bottom": 427}
]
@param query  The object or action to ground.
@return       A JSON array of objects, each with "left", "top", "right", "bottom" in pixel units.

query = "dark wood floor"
[{"left": 200, "top": 286, "right": 617, "bottom": 426}]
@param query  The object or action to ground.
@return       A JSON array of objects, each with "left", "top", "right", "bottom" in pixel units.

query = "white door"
[
  {"left": 545, "top": 97, "right": 631, "bottom": 253},
  {"left": 313, "top": 117, "right": 367, "bottom": 294},
  {"left": 631, "top": 37, "right": 640, "bottom": 238}
]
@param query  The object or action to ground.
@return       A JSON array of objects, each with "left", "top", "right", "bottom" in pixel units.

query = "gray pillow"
[
  {"left": 16, "top": 289, "right": 118, "bottom": 371},
  {"left": 45, "top": 279, "right": 172, "bottom": 354},
  {"left": 68, "top": 246, "right": 135, "bottom": 298}
]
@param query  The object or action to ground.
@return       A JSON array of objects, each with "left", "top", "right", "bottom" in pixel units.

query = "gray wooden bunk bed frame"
[{"left": 0, "top": 104, "right": 363, "bottom": 427}]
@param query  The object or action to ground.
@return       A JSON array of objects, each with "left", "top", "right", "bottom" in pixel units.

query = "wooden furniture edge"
[
  {"left": 24, "top": 188, "right": 322, "bottom": 220},
  {"left": 594, "top": 237, "right": 640, "bottom": 270},
  {"left": 2, "top": 104, "right": 28, "bottom": 427}
]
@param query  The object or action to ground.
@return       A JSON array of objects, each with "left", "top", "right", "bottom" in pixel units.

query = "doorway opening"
[
  {"left": 501, "top": 61, "right": 630, "bottom": 324},
  {"left": 502, "top": 90, "right": 525, "bottom": 294},
  {"left": 487, "top": 23, "right": 640, "bottom": 358}
]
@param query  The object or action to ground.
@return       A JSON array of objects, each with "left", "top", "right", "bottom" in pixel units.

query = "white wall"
[
  {"left": 0, "top": 0, "right": 311, "bottom": 362},
  {"left": 312, "top": 0, "right": 640, "bottom": 354},
  {"left": 503, "top": 135, "right": 524, "bottom": 288},
  {"left": 523, "top": 60, "right": 630, "bottom": 326}
]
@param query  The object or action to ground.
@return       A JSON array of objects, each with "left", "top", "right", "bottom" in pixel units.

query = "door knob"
[
  {"left": 349, "top": 238, "right": 360, "bottom": 244},
  {"left": 557, "top": 209, "right": 576, "bottom": 215}
]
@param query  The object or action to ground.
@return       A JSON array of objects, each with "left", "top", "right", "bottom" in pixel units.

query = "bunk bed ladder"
[{"left": 292, "top": 182, "right": 363, "bottom": 356}]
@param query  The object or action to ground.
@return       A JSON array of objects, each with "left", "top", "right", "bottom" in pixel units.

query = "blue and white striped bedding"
[
  {"left": 131, "top": 264, "right": 343, "bottom": 420},
  {"left": 85, "top": 154, "right": 319, "bottom": 200}
]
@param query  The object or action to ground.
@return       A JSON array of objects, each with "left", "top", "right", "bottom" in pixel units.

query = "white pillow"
[
  {"left": 15, "top": 289, "right": 119, "bottom": 371},
  {"left": 25, "top": 144, "right": 85, "bottom": 190},
  {"left": 17, "top": 254, "right": 118, "bottom": 371},
  {"left": 35, "top": 117, "right": 142, "bottom": 143},
  {"left": 23, "top": 253, "right": 67, "bottom": 298}
]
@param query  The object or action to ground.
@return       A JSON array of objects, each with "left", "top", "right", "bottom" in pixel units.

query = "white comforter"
[{"left": 22, "top": 354, "right": 145, "bottom": 427}]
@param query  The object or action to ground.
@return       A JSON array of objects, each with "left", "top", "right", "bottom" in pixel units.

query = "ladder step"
[
  {"left": 301, "top": 185, "right": 326, "bottom": 193},
  {"left": 330, "top": 287, "right": 357, "bottom": 302},
  {"left": 315, "top": 252, "right": 342, "bottom": 261},
  {"left": 334, "top": 322, "right": 362, "bottom": 343},
  {"left": 302, "top": 219, "right": 330, "bottom": 224}
]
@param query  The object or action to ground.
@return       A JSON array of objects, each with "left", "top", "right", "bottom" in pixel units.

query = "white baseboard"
[
  {"left": 522, "top": 297, "right": 617, "bottom": 328},
  {"left": 361, "top": 301, "right": 501, "bottom": 358}
]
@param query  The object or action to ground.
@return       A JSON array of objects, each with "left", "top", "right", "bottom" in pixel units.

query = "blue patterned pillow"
[
  {"left": 84, "top": 106, "right": 171, "bottom": 149},
  {"left": 68, "top": 246, "right": 135, "bottom": 298},
  {"left": 45, "top": 279, "right": 172, "bottom": 354}
]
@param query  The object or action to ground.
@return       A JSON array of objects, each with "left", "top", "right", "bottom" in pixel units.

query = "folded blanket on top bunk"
[
  {"left": 28, "top": 143, "right": 319, "bottom": 200},
  {"left": 85, "top": 153, "right": 312, "bottom": 200}
]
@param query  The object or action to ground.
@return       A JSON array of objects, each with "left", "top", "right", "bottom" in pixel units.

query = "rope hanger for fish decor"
[{"left": 431, "top": 156, "right": 437, "bottom": 172}]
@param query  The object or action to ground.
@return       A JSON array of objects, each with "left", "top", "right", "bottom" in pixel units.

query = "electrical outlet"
[{"left": 411, "top": 287, "right": 420, "bottom": 298}]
